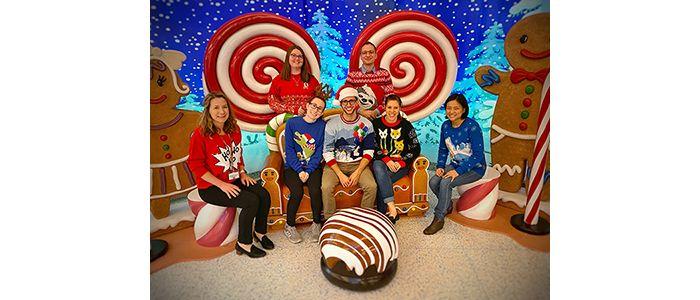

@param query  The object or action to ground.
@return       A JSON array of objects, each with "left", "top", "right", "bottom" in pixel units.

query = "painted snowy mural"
[{"left": 152, "top": 0, "right": 550, "bottom": 172}]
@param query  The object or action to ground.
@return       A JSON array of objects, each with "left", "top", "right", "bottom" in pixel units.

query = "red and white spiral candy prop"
[
  {"left": 203, "top": 13, "right": 321, "bottom": 132},
  {"left": 349, "top": 11, "right": 459, "bottom": 121},
  {"left": 320, "top": 207, "right": 398, "bottom": 276},
  {"left": 187, "top": 189, "right": 241, "bottom": 247},
  {"left": 455, "top": 167, "right": 501, "bottom": 221},
  {"left": 523, "top": 75, "right": 550, "bottom": 225}
]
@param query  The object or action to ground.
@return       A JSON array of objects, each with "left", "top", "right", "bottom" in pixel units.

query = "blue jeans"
[
  {"left": 372, "top": 160, "right": 409, "bottom": 214},
  {"left": 429, "top": 165, "right": 483, "bottom": 220}
]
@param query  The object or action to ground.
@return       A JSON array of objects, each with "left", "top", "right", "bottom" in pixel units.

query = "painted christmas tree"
[
  {"left": 306, "top": 9, "right": 349, "bottom": 108},
  {"left": 452, "top": 21, "right": 511, "bottom": 159},
  {"left": 509, "top": 0, "right": 550, "bottom": 18}
]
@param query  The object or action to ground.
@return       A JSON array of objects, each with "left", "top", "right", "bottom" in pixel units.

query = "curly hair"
[{"left": 198, "top": 92, "right": 239, "bottom": 137}]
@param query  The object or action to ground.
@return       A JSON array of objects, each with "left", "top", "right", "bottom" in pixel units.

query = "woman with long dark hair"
[{"left": 267, "top": 45, "right": 319, "bottom": 115}]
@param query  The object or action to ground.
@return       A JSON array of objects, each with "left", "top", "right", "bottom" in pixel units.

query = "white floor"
[{"left": 151, "top": 188, "right": 550, "bottom": 299}]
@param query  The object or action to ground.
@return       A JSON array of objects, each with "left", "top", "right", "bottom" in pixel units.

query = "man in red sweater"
[{"left": 344, "top": 42, "right": 395, "bottom": 120}]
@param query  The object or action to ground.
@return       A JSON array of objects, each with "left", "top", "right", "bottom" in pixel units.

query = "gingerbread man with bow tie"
[{"left": 475, "top": 13, "right": 550, "bottom": 201}]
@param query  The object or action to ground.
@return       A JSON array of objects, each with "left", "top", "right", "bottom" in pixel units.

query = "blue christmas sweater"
[
  {"left": 322, "top": 114, "right": 375, "bottom": 166},
  {"left": 284, "top": 116, "right": 326, "bottom": 174},
  {"left": 436, "top": 117, "right": 486, "bottom": 176}
]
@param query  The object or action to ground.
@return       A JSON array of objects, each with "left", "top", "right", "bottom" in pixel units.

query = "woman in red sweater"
[
  {"left": 267, "top": 45, "right": 319, "bottom": 115},
  {"left": 188, "top": 92, "right": 273, "bottom": 258}
]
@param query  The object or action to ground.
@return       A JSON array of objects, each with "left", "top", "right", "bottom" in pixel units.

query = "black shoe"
[
  {"left": 235, "top": 243, "right": 266, "bottom": 258},
  {"left": 423, "top": 217, "right": 445, "bottom": 235},
  {"left": 386, "top": 213, "right": 400, "bottom": 225},
  {"left": 254, "top": 234, "right": 275, "bottom": 250}
]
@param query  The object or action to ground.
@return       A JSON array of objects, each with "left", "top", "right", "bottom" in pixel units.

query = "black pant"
[
  {"left": 198, "top": 178, "right": 270, "bottom": 244},
  {"left": 284, "top": 168, "right": 323, "bottom": 226}
]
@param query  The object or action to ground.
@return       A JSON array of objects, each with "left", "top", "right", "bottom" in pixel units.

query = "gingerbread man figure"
[
  {"left": 475, "top": 13, "right": 550, "bottom": 201},
  {"left": 150, "top": 46, "right": 201, "bottom": 218}
]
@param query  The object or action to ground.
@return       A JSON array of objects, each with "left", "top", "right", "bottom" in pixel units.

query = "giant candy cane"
[
  {"left": 349, "top": 11, "right": 459, "bottom": 121},
  {"left": 523, "top": 75, "right": 550, "bottom": 225},
  {"left": 203, "top": 13, "right": 320, "bottom": 132}
]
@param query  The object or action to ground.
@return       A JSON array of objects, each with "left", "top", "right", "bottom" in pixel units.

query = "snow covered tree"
[
  {"left": 509, "top": 0, "right": 550, "bottom": 18},
  {"left": 452, "top": 21, "right": 511, "bottom": 159},
  {"left": 306, "top": 9, "right": 349, "bottom": 107}
]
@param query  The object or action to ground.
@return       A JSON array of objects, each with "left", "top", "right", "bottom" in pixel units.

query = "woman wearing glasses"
[
  {"left": 267, "top": 45, "right": 320, "bottom": 115},
  {"left": 282, "top": 84, "right": 331, "bottom": 244}
]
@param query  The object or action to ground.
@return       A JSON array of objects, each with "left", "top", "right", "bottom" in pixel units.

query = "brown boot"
[{"left": 423, "top": 217, "right": 445, "bottom": 235}]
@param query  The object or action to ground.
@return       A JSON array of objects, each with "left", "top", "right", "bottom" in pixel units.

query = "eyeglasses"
[
  {"left": 308, "top": 102, "right": 324, "bottom": 112},
  {"left": 290, "top": 54, "right": 304, "bottom": 60},
  {"left": 361, "top": 50, "right": 375, "bottom": 55},
  {"left": 340, "top": 99, "right": 357, "bottom": 105}
]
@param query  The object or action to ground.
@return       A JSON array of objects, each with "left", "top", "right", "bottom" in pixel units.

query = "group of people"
[{"left": 187, "top": 42, "right": 487, "bottom": 258}]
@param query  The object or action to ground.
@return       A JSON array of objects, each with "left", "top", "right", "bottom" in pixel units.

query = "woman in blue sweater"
[
  {"left": 424, "top": 93, "right": 486, "bottom": 235},
  {"left": 283, "top": 85, "right": 330, "bottom": 243}
]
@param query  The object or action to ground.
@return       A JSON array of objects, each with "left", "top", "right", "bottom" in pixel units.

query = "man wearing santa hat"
[{"left": 321, "top": 86, "right": 377, "bottom": 218}]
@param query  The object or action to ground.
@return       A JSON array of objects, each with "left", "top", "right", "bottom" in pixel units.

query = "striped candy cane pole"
[{"left": 523, "top": 75, "right": 550, "bottom": 225}]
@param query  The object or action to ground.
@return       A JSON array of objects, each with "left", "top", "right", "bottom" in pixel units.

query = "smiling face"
[
  {"left": 340, "top": 96, "right": 359, "bottom": 116},
  {"left": 445, "top": 100, "right": 466, "bottom": 123},
  {"left": 209, "top": 97, "right": 230, "bottom": 129},
  {"left": 150, "top": 59, "right": 190, "bottom": 123},
  {"left": 504, "top": 13, "right": 550, "bottom": 70},
  {"left": 305, "top": 97, "right": 326, "bottom": 121},
  {"left": 261, "top": 169, "right": 278, "bottom": 182},
  {"left": 289, "top": 48, "right": 304, "bottom": 72},
  {"left": 360, "top": 44, "right": 376, "bottom": 69},
  {"left": 384, "top": 98, "right": 401, "bottom": 123}
]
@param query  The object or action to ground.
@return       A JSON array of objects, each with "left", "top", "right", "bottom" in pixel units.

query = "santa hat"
[
  {"left": 333, "top": 84, "right": 359, "bottom": 106},
  {"left": 303, "top": 133, "right": 315, "bottom": 144}
]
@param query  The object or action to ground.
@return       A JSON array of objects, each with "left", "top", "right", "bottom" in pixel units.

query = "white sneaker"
[
  {"left": 309, "top": 222, "right": 322, "bottom": 243},
  {"left": 284, "top": 224, "right": 302, "bottom": 244}
]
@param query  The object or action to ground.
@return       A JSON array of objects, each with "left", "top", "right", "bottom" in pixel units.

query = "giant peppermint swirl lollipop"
[
  {"left": 349, "top": 11, "right": 459, "bottom": 121},
  {"left": 203, "top": 13, "right": 321, "bottom": 132}
]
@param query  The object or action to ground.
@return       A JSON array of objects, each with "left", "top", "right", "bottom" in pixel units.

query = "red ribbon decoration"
[{"left": 510, "top": 68, "right": 550, "bottom": 84}]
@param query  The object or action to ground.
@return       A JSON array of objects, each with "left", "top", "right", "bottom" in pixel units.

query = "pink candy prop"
[
  {"left": 187, "top": 189, "right": 241, "bottom": 247},
  {"left": 455, "top": 167, "right": 500, "bottom": 220},
  {"left": 524, "top": 75, "right": 550, "bottom": 225}
]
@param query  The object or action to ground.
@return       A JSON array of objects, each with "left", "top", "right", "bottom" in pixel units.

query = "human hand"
[
  {"left": 240, "top": 172, "right": 256, "bottom": 186},
  {"left": 299, "top": 171, "right": 309, "bottom": 183},
  {"left": 435, "top": 168, "right": 444, "bottom": 177},
  {"left": 387, "top": 161, "right": 400, "bottom": 173},
  {"left": 339, "top": 173, "right": 351, "bottom": 187},
  {"left": 358, "top": 109, "right": 375, "bottom": 120},
  {"left": 348, "top": 171, "right": 361, "bottom": 187},
  {"left": 298, "top": 106, "right": 306, "bottom": 116},
  {"left": 443, "top": 170, "right": 459, "bottom": 180},
  {"left": 218, "top": 182, "right": 241, "bottom": 199}
]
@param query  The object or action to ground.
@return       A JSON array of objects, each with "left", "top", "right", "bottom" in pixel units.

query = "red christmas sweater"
[
  {"left": 267, "top": 74, "right": 319, "bottom": 115},
  {"left": 188, "top": 127, "right": 245, "bottom": 189},
  {"left": 345, "top": 67, "right": 395, "bottom": 112}
]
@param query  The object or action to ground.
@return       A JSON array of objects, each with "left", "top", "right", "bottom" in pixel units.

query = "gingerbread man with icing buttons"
[
  {"left": 150, "top": 46, "right": 201, "bottom": 218},
  {"left": 475, "top": 13, "right": 550, "bottom": 201}
]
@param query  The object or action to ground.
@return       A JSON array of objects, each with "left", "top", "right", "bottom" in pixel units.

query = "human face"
[
  {"left": 340, "top": 96, "right": 358, "bottom": 115},
  {"left": 209, "top": 97, "right": 230, "bottom": 128},
  {"left": 305, "top": 98, "right": 325, "bottom": 121},
  {"left": 445, "top": 100, "right": 466, "bottom": 123},
  {"left": 384, "top": 99, "right": 400, "bottom": 123},
  {"left": 360, "top": 44, "right": 376, "bottom": 68},
  {"left": 289, "top": 49, "right": 304, "bottom": 71}
]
